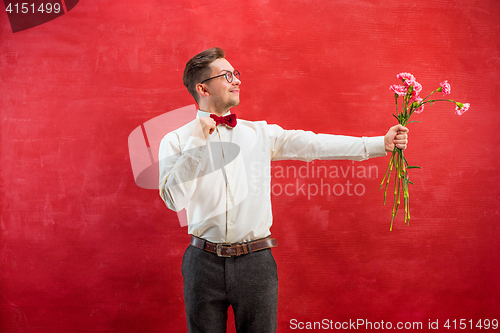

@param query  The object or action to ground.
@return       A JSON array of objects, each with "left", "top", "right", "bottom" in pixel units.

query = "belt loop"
[
  {"left": 201, "top": 239, "right": 206, "bottom": 251},
  {"left": 247, "top": 242, "right": 252, "bottom": 254}
]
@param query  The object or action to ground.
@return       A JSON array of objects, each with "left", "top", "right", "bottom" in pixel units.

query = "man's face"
[{"left": 204, "top": 58, "right": 241, "bottom": 112}]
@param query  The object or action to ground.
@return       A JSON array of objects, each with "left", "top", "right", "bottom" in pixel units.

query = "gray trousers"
[{"left": 181, "top": 244, "right": 278, "bottom": 333}]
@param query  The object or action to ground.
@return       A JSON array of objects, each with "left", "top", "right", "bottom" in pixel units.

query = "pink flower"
[
  {"left": 411, "top": 96, "right": 424, "bottom": 114},
  {"left": 455, "top": 102, "right": 470, "bottom": 115},
  {"left": 411, "top": 81, "right": 422, "bottom": 96},
  {"left": 396, "top": 72, "right": 416, "bottom": 82},
  {"left": 396, "top": 73, "right": 421, "bottom": 97},
  {"left": 440, "top": 80, "right": 451, "bottom": 95},
  {"left": 390, "top": 84, "right": 407, "bottom": 97}
]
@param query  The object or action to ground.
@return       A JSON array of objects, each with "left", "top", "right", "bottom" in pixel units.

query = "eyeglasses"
[{"left": 200, "top": 70, "right": 240, "bottom": 84}]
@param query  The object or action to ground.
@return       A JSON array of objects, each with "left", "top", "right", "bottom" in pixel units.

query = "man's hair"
[{"left": 183, "top": 47, "right": 225, "bottom": 103}]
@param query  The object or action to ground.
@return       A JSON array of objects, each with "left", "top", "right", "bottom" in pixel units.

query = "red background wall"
[{"left": 1, "top": 1, "right": 499, "bottom": 332}]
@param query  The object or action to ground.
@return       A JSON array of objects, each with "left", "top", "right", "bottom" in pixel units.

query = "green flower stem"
[
  {"left": 395, "top": 95, "right": 399, "bottom": 116},
  {"left": 391, "top": 158, "right": 399, "bottom": 231},
  {"left": 383, "top": 132, "right": 414, "bottom": 230},
  {"left": 385, "top": 147, "right": 402, "bottom": 231},
  {"left": 380, "top": 152, "right": 394, "bottom": 205},
  {"left": 423, "top": 99, "right": 457, "bottom": 104},
  {"left": 420, "top": 88, "right": 440, "bottom": 104},
  {"left": 410, "top": 98, "right": 459, "bottom": 117}
]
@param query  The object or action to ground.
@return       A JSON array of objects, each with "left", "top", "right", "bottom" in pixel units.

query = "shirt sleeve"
[
  {"left": 158, "top": 132, "right": 207, "bottom": 212},
  {"left": 266, "top": 124, "right": 386, "bottom": 162}
]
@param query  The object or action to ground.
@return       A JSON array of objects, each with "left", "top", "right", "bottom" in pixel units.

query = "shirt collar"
[{"left": 196, "top": 110, "right": 231, "bottom": 118}]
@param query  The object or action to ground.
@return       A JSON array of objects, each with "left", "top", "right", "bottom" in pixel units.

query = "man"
[{"left": 159, "top": 47, "right": 408, "bottom": 333}]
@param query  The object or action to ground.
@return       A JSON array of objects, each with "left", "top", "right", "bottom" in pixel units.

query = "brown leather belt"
[{"left": 190, "top": 235, "right": 278, "bottom": 257}]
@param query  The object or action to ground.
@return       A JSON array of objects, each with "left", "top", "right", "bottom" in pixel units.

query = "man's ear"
[{"left": 196, "top": 83, "right": 210, "bottom": 98}]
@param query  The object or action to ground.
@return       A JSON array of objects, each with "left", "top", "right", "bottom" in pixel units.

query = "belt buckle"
[{"left": 216, "top": 244, "right": 231, "bottom": 257}]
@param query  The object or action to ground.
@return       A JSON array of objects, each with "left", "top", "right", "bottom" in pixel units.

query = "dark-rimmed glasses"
[{"left": 200, "top": 70, "right": 240, "bottom": 84}]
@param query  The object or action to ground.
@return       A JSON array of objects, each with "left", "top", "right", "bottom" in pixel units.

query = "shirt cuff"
[{"left": 363, "top": 136, "right": 387, "bottom": 159}]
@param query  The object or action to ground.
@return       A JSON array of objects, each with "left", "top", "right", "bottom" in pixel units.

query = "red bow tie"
[{"left": 210, "top": 113, "right": 237, "bottom": 128}]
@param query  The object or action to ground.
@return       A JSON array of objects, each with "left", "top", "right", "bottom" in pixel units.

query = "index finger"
[{"left": 395, "top": 124, "right": 409, "bottom": 133}]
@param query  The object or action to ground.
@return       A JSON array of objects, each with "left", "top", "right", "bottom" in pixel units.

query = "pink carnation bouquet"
[{"left": 380, "top": 72, "right": 469, "bottom": 230}]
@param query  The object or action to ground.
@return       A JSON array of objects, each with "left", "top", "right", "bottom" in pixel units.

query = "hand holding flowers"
[{"left": 384, "top": 124, "right": 409, "bottom": 152}]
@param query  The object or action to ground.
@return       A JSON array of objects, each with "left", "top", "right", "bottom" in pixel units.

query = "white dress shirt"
[{"left": 159, "top": 110, "right": 386, "bottom": 244}]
